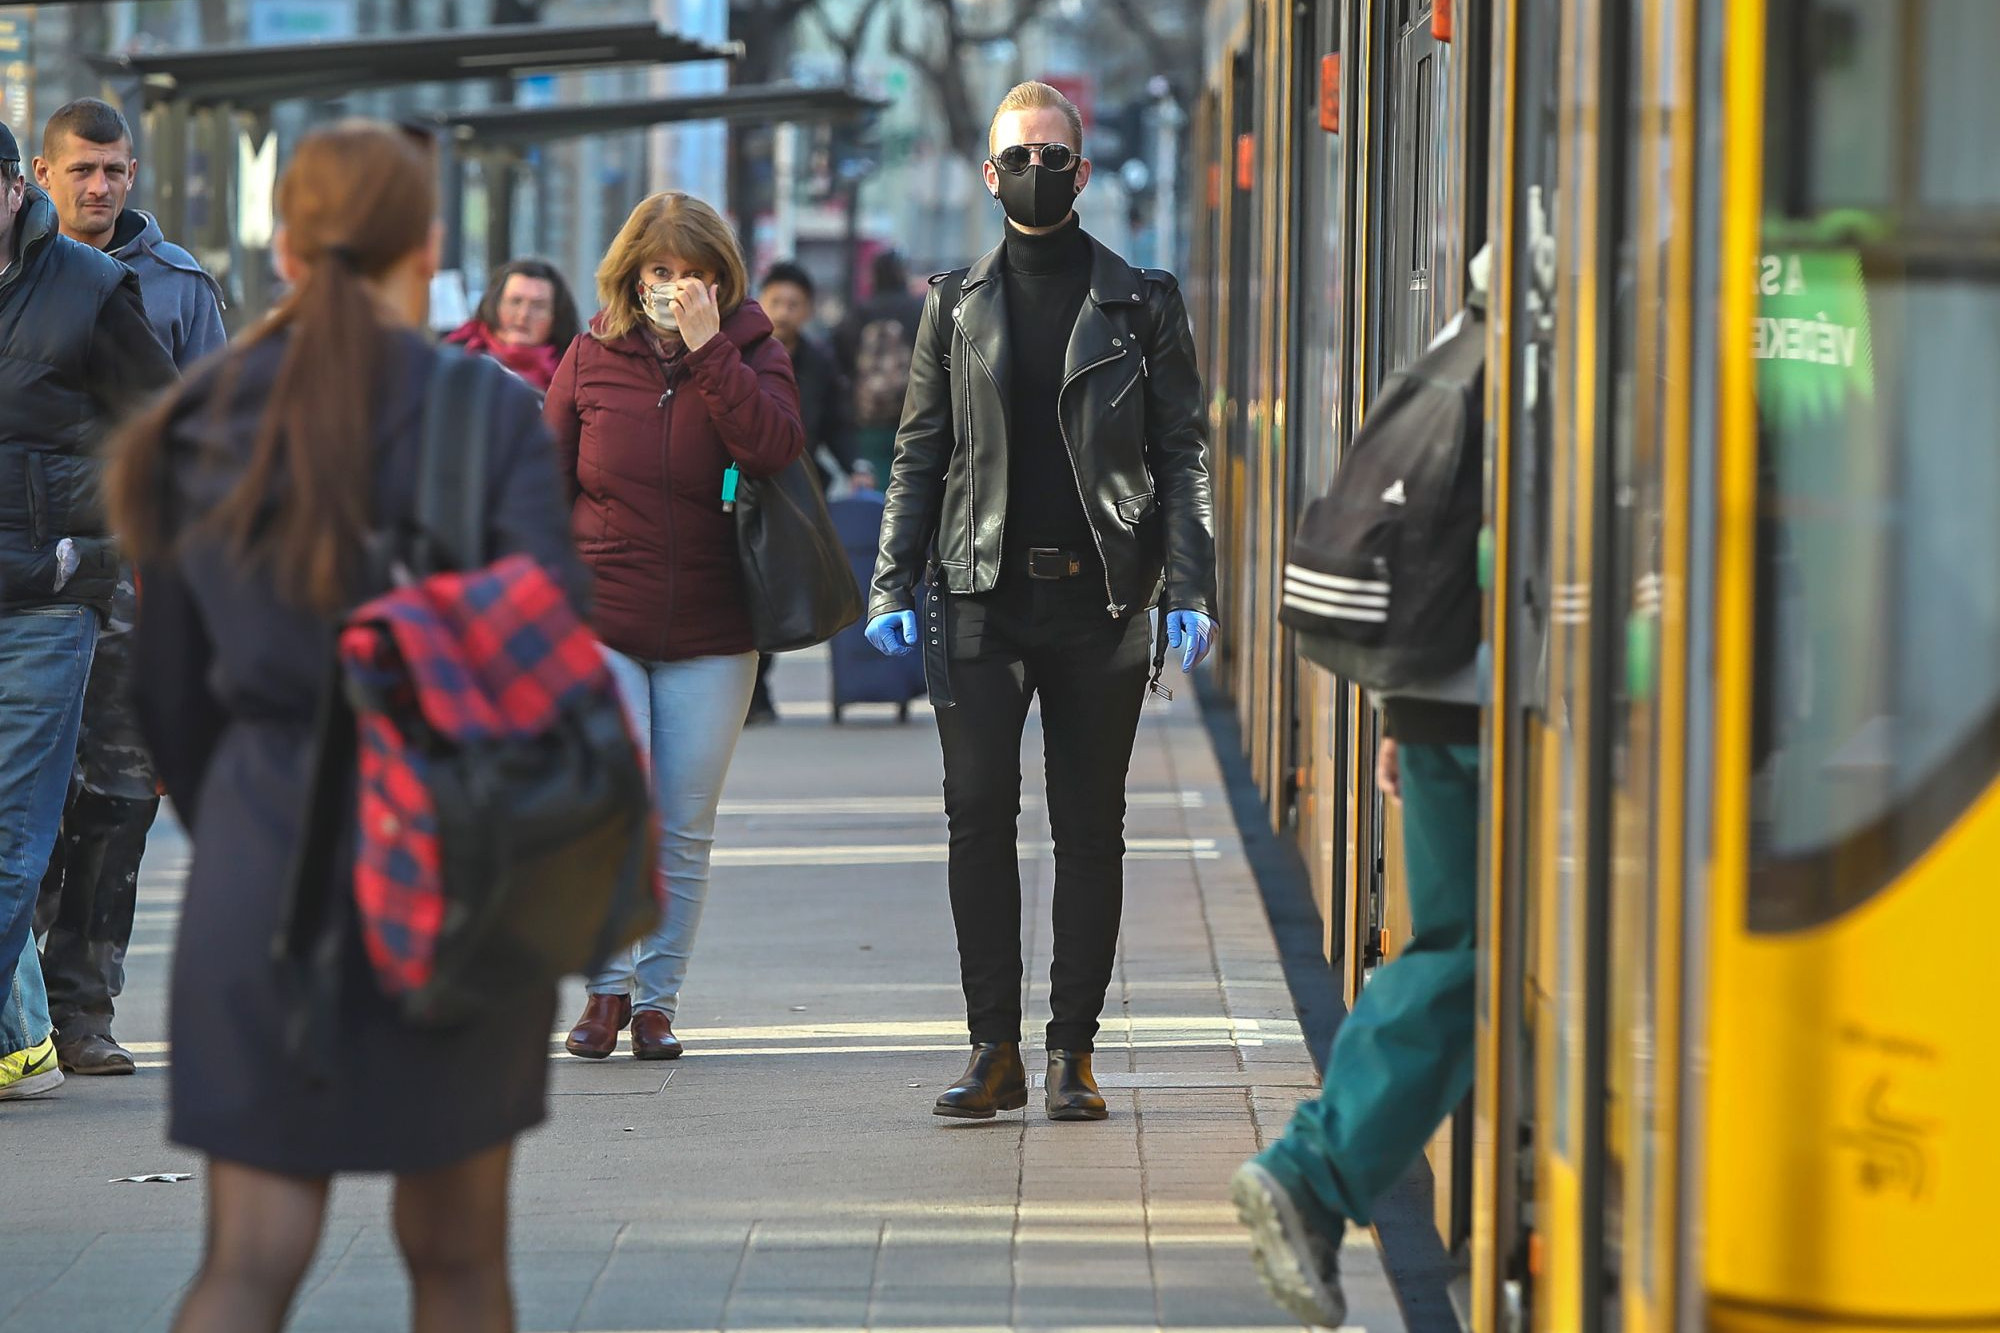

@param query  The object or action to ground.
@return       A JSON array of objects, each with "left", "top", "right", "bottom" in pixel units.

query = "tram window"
[{"left": 1749, "top": 0, "right": 2000, "bottom": 930}]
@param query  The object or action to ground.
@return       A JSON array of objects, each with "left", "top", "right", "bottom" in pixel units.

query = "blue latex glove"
[
  {"left": 866, "top": 610, "right": 918, "bottom": 657},
  {"left": 1166, "top": 609, "right": 1216, "bottom": 673}
]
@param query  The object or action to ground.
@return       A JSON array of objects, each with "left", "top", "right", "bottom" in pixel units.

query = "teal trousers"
[{"left": 1255, "top": 742, "right": 1480, "bottom": 1233}]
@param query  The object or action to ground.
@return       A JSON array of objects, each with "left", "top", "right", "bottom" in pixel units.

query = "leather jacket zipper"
[
  {"left": 1110, "top": 365, "right": 1143, "bottom": 409},
  {"left": 961, "top": 330, "right": 1000, "bottom": 583},
  {"left": 1057, "top": 346, "right": 1129, "bottom": 615}
]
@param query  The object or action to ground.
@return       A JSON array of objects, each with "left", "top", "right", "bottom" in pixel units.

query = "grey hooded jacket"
[{"left": 108, "top": 209, "right": 225, "bottom": 369}]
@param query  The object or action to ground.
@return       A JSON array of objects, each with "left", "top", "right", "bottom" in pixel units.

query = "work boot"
[
  {"left": 933, "top": 1042, "right": 1027, "bottom": 1119},
  {"left": 630, "top": 1010, "right": 683, "bottom": 1061},
  {"left": 564, "top": 994, "right": 631, "bottom": 1059},
  {"left": 57, "top": 1033, "right": 136, "bottom": 1076},
  {"left": 1231, "top": 1160, "right": 1347, "bottom": 1329},
  {"left": 1045, "top": 1049, "right": 1108, "bottom": 1121}
]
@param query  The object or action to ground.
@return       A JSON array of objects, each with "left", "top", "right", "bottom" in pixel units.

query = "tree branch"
[
  {"left": 887, "top": 1, "right": 979, "bottom": 149},
  {"left": 959, "top": 0, "right": 1056, "bottom": 46},
  {"left": 811, "top": 0, "right": 892, "bottom": 70}
]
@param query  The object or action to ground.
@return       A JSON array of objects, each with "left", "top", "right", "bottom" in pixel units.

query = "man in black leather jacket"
[
  {"left": 0, "top": 120, "right": 175, "bottom": 1100},
  {"left": 867, "top": 82, "right": 1217, "bottom": 1123}
]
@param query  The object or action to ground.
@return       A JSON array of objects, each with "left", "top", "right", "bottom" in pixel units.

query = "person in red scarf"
[{"left": 445, "top": 258, "right": 581, "bottom": 393}]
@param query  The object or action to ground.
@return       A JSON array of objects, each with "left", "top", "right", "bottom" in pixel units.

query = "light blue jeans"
[
  {"left": 589, "top": 649, "right": 758, "bottom": 1019},
  {"left": 0, "top": 606, "right": 98, "bottom": 1055}
]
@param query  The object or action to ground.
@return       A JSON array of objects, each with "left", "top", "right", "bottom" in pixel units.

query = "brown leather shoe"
[
  {"left": 631, "top": 1009, "right": 683, "bottom": 1061},
  {"left": 57, "top": 1033, "right": 136, "bottom": 1076},
  {"left": 564, "top": 994, "right": 631, "bottom": 1059}
]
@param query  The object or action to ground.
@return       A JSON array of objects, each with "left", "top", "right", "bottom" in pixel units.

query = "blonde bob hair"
[{"left": 594, "top": 191, "right": 748, "bottom": 340}]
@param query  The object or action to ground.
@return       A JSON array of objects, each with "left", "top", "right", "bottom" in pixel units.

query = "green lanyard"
[{"left": 721, "top": 464, "right": 741, "bottom": 513}]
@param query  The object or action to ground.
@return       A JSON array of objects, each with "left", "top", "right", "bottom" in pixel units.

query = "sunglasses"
[{"left": 990, "top": 142, "right": 1077, "bottom": 175}]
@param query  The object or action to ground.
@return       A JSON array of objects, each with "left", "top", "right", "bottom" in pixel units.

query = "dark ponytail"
[{"left": 109, "top": 121, "right": 436, "bottom": 614}]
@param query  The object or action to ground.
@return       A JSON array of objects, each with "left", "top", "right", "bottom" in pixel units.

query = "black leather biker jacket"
[{"left": 868, "top": 232, "right": 1216, "bottom": 624}]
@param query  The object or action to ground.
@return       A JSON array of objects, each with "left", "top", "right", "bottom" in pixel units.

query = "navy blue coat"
[{"left": 134, "top": 327, "right": 585, "bottom": 1175}]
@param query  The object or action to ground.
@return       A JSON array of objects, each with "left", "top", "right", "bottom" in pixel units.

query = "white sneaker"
[{"left": 1231, "top": 1160, "right": 1347, "bottom": 1329}]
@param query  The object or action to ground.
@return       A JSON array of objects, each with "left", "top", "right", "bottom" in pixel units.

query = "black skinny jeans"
[{"left": 935, "top": 575, "right": 1152, "bottom": 1052}]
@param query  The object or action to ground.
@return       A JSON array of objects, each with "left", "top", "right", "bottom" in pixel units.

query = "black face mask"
[{"left": 994, "top": 163, "right": 1079, "bottom": 230}]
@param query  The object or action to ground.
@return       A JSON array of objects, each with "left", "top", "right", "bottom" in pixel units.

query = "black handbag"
[{"left": 731, "top": 456, "right": 863, "bottom": 652}]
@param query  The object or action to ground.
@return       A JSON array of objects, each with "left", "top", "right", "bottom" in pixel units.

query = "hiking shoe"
[
  {"left": 1231, "top": 1160, "right": 1347, "bottom": 1328},
  {"left": 0, "top": 1038, "right": 65, "bottom": 1101}
]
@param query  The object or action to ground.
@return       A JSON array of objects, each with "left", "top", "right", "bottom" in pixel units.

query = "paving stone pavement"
[{"left": 1, "top": 648, "right": 1403, "bottom": 1333}]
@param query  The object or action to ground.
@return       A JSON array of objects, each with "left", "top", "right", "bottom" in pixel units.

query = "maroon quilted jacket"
[{"left": 545, "top": 301, "right": 805, "bottom": 663}]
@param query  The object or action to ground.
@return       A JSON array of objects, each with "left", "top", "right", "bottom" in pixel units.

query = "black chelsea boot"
[
  {"left": 1046, "top": 1049, "right": 1108, "bottom": 1121},
  {"left": 933, "top": 1042, "right": 1028, "bottom": 1119}
]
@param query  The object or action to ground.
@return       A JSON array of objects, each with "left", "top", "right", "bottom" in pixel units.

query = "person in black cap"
[{"left": 0, "top": 117, "right": 174, "bottom": 1102}]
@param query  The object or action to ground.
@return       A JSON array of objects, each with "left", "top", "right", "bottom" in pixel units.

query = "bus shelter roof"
[
  {"left": 87, "top": 21, "right": 738, "bottom": 109},
  {"left": 429, "top": 82, "right": 885, "bottom": 148}
]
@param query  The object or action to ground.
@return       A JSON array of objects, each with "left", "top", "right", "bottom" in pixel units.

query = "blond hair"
[
  {"left": 594, "top": 192, "right": 748, "bottom": 340},
  {"left": 989, "top": 81, "right": 1084, "bottom": 154}
]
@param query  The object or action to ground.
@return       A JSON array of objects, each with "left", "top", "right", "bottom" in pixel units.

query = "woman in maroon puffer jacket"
[{"left": 544, "top": 192, "right": 804, "bottom": 1063}]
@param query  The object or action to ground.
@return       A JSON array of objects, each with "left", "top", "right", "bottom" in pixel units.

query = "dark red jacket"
[{"left": 545, "top": 302, "right": 806, "bottom": 663}]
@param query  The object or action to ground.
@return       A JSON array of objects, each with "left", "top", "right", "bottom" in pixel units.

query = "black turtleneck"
[{"left": 1001, "top": 215, "right": 1097, "bottom": 574}]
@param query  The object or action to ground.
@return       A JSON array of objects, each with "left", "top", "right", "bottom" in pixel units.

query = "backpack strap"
[
  {"left": 274, "top": 346, "right": 497, "bottom": 1081},
  {"left": 927, "top": 269, "right": 967, "bottom": 369},
  {"left": 414, "top": 348, "right": 497, "bottom": 574},
  {"left": 273, "top": 648, "right": 357, "bottom": 1086}
]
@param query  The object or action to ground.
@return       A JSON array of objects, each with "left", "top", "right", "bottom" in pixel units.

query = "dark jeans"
[
  {"left": 935, "top": 577, "right": 1151, "bottom": 1051},
  {"left": 0, "top": 606, "right": 98, "bottom": 1055},
  {"left": 37, "top": 790, "right": 159, "bottom": 1041}
]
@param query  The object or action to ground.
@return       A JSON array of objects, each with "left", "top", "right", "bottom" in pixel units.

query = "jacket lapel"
[
  {"left": 957, "top": 244, "right": 1011, "bottom": 438},
  {"left": 1062, "top": 300, "right": 1129, "bottom": 386},
  {"left": 1065, "top": 237, "right": 1147, "bottom": 385}
]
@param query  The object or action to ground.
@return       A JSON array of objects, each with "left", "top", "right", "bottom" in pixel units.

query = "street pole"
[
  {"left": 1153, "top": 93, "right": 1183, "bottom": 275},
  {"left": 842, "top": 174, "right": 861, "bottom": 308},
  {"left": 773, "top": 121, "right": 798, "bottom": 263}
]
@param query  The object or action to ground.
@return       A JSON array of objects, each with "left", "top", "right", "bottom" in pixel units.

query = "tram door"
[
  {"left": 1707, "top": 1, "right": 2000, "bottom": 1328},
  {"left": 1478, "top": 0, "right": 1564, "bottom": 1323},
  {"left": 1367, "top": 2, "right": 1449, "bottom": 986},
  {"left": 1491, "top": 0, "right": 1640, "bottom": 1329},
  {"left": 1225, "top": 48, "right": 1258, "bottom": 726},
  {"left": 1381, "top": 2, "right": 1444, "bottom": 376},
  {"left": 1373, "top": 0, "right": 1478, "bottom": 1250}
]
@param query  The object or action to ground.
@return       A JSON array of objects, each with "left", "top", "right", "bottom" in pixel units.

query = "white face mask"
[{"left": 644, "top": 280, "right": 680, "bottom": 331}]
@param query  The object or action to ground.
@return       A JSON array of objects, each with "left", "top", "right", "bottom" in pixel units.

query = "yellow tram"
[{"left": 1192, "top": 1, "right": 2000, "bottom": 1330}]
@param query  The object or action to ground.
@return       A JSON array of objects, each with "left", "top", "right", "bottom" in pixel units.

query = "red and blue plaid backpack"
[{"left": 281, "top": 350, "right": 656, "bottom": 1030}]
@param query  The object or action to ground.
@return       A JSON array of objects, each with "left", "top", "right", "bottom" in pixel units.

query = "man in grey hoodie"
[
  {"left": 35, "top": 98, "right": 225, "bottom": 364},
  {"left": 29, "top": 97, "right": 225, "bottom": 1075}
]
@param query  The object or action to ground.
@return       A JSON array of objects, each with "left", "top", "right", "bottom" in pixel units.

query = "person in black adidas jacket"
[
  {"left": 866, "top": 81, "right": 1218, "bottom": 1124},
  {"left": 1231, "top": 247, "right": 1492, "bottom": 1330},
  {"left": 0, "top": 118, "right": 175, "bottom": 1100}
]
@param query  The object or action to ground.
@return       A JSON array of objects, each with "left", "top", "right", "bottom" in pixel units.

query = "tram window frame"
[{"left": 1747, "top": 0, "right": 2000, "bottom": 931}]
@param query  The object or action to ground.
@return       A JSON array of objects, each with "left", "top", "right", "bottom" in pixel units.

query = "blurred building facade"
[{"left": 3, "top": 0, "right": 1200, "bottom": 327}]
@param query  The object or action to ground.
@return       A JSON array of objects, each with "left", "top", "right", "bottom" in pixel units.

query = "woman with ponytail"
[{"left": 107, "top": 121, "right": 582, "bottom": 1333}]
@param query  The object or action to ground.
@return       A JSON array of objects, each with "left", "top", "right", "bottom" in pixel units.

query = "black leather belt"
[{"left": 1026, "top": 547, "right": 1085, "bottom": 580}]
